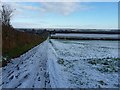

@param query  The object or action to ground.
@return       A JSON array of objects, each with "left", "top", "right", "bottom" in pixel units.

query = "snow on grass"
[
  {"left": 0, "top": 40, "right": 51, "bottom": 88},
  {"left": 51, "top": 34, "right": 119, "bottom": 39},
  {"left": 48, "top": 39, "right": 119, "bottom": 88},
  {"left": 47, "top": 41, "right": 70, "bottom": 88},
  {"left": 0, "top": 39, "right": 119, "bottom": 88}
]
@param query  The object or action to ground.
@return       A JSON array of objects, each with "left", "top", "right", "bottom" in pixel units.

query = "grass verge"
[{"left": 1, "top": 25, "right": 48, "bottom": 67}]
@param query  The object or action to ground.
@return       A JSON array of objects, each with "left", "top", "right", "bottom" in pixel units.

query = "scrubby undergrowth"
[{"left": 2, "top": 25, "right": 48, "bottom": 67}]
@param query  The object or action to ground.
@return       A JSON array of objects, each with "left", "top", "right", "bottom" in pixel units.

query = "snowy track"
[
  {"left": 0, "top": 40, "right": 51, "bottom": 88},
  {"left": 0, "top": 39, "right": 119, "bottom": 88}
]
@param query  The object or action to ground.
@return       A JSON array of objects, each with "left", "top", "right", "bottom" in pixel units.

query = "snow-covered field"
[
  {"left": 51, "top": 34, "right": 119, "bottom": 39},
  {"left": 48, "top": 39, "right": 119, "bottom": 88},
  {"left": 0, "top": 39, "right": 119, "bottom": 88}
]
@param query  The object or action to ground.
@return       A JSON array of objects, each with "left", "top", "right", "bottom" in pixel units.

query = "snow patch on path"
[
  {"left": 47, "top": 41, "right": 70, "bottom": 88},
  {"left": 0, "top": 40, "right": 51, "bottom": 88}
]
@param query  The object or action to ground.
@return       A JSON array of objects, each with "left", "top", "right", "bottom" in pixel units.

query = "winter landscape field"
[
  {"left": 0, "top": 37, "right": 119, "bottom": 88},
  {"left": 51, "top": 34, "right": 119, "bottom": 38},
  {"left": 1, "top": 1, "right": 119, "bottom": 89},
  {"left": 48, "top": 39, "right": 119, "bottom": 88}
]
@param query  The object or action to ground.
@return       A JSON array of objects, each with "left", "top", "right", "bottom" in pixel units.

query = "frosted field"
[
  {"left": 51, "top": 34, "right": 119, "bottom": 39},
  {"left": 48, "top": 39, "right": 119, "bottom": 88},
  {"left": 0, "top": 39, "right": 119, "bottom": 88}
]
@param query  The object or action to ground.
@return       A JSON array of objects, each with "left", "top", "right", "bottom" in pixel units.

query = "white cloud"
[
  {"left": 39, "top": 2, "right": 80, "bottom": 15},
  {"left": 1, "top": 2, "right": 41, "bottom": 17},
  {"left": 1, "top": 2, "right": 91, "bottom": 16},
  {"left": 21, "top": 5, "right": 40, "bottom": 11},
  {"left": 39, "top": 2, "right": 92, "bottom": 15},
  {"left": 1, "top": 2, "right": 117, "bottom": 29},
  {"left": 1, "top": 2, "right": 23, "bottom": 15},
  {"left": 10, "top": 2, "right": 40, "bottom": 12}
]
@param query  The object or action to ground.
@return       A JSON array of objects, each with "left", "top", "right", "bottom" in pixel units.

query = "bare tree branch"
[{"left": 0, "top": 4, "right": 14, "bottom": 27}]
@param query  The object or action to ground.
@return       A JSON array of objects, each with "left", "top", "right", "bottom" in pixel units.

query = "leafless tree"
[{"left": 0, "top": 4, "right": 14, "bottom": 27}]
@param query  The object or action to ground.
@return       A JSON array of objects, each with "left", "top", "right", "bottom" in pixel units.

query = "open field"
[
  {"left": 1, "top": 1, "right": 119, "bottom": 88},
  {"left": 48, "top": 39, "right": 119, "bottom": 88},
  {"left": 50, "top": 33, "right": 120, "bottom": 40},
  {"left": 51, "top": 34, "right": 119, "bottom": 38},
  {"left": 1, "top": 39, "right": 119, "bottom": 88},
  {"left": 1, "top": 26, "right": 119, "bottom": 88}
]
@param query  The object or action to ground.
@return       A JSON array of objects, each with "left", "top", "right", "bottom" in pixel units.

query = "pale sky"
[{"left": 1, "top": 1, "right": 118, "bottom": 29}]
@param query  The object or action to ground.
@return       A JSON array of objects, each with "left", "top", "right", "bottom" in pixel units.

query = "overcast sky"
[{"left": 1, "top": 1, "right": 118, "bottom": 29}]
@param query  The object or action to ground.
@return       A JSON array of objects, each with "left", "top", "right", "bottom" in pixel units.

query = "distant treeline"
[
  {"left": 50, "top": 36, "right": 120, "bottom": 41},
  {"left": 50, "top": 30, "right": 120, "bottom": 34},
  {"left": 16, "top": 28, "right": 120, "bottom": 34}
]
